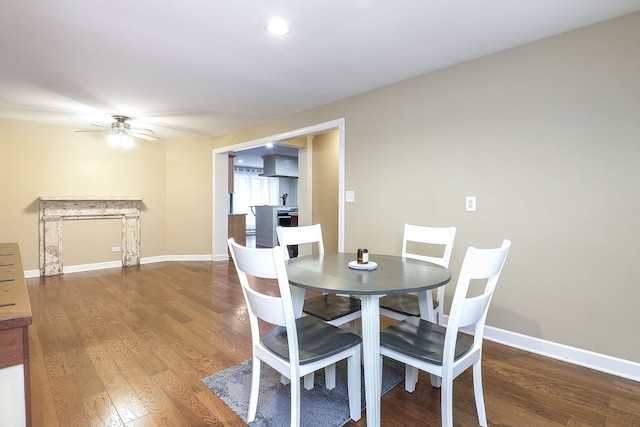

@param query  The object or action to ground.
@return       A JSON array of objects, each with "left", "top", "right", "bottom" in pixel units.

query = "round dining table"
[{"left": 285, "top": 252, "right": 451, "bottom": 427}]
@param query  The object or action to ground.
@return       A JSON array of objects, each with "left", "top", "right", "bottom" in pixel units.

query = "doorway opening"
[{"left": 212, "top": 118, "right": 345, "bottom": 261}]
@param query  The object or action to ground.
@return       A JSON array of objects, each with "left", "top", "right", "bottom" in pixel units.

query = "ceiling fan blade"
[
  {"left": 128, "top": 131, "right": 159, "bottom": 141},
  {"left": 75, "top": 123, "right": 109, "bottom": 133},
  {"left": 131, "top": 127, "right": 156, "bottom": 134}
]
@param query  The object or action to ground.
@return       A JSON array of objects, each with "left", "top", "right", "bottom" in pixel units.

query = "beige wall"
[
  {"left": 311, "top": 131, "right": 339, "bottom": 252},
  {"left": 165, "top": 138, "right": 212, "bottom": 255},
  {"left": 0, "top": 118, "right": 210, "bottom": 270},
  {"left": 212, "top": 12, "right": 640, "bottom": 362}
]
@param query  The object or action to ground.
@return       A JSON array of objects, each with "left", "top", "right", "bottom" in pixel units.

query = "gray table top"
[{"left": 285, "top": 252, "right": 451, "bottom": 295}]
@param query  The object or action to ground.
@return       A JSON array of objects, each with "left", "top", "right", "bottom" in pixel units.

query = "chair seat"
[
  {"left": 380, "top": 316, "right": 472, "bottom": 365},
  {"left": 262, "top": 315, "right": 362, "bottom": 364},
  {"left": 379, "top": 294, "right": 439, "bottom": 317},
  {"left": 303, "top": 294, "right": 361, "bottom": 322}
]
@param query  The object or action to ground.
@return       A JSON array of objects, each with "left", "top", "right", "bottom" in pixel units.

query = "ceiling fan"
[
  {"left": 76, "top": 115, "right": 159, "bottom": 154},
  {"left": 76, "top": 115, "right": 159, "bottom": 141}
]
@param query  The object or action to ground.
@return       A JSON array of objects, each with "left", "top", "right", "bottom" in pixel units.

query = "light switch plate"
[{"left": 345, "top": 191, "right": 355, "bottom": 202}]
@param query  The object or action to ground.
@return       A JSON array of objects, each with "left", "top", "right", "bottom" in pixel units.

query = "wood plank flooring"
[{"left": 26, "top": 261, "right": 640, "bottom": 426}]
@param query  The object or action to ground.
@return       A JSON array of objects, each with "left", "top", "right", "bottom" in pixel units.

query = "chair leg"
[
  {"left": 378, "top": 356, "right": 383, "bottom": 396},
  {"left": 347, "top": 349, "right": 362, "bottom": 421},
  {"left": 324, "top": 363, "right": 336, "bottom": 390},
  {"left": 440, "top": 375, "right": 454, "bottom": 427},
  {"left": 435, "top": 305, "right": 443, "bottom": 325},
  {"left": 430, "top": 373, "right": 442, "bottom": 388},
  {"left": 290, "top": 372, "right": 301, "bottom": 427},
  {"left": 403, "top": 363, "right": 440, "bottom": 392},
  {"left": 304, "top": 372, "right": 315, "bottom": 390},
  {"left": 473, "top": 361, "right": 488, "bottom": 426},
  {"left": 248, "top": 357, "right": 261, "bottom": 422},
  {"left": 349, "top": 318, "right": 360, "bottom": 334},
  {"left": 405, "top": 365, "right": 418, "bottom": 393}
]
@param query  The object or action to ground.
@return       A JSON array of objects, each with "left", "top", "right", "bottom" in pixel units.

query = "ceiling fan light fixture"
[
  {"left": 121, "top": 135, "right": 135, "bottom": 149},
  {"left": 108, "top": 133, "right": 120, "bottom": 147},
  {"left": 108, "top": 132, "right": 134, "bottom": 153},
  {"left": 265, "top": 18, "right": 291, "bottom": 36}
]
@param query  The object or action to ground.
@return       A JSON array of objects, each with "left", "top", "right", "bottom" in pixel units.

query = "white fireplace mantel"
[{"left": 38, "top": 197, "right": 143, "bottom": 276}]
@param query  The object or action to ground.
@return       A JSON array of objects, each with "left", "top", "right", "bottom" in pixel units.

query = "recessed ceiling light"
[{"left": 265, "top": 18, "right": 291, "bottom": 36}]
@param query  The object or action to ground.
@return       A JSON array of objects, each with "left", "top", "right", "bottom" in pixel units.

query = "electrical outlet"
[
  {"left": 112, "top": 247, "right": 121, "bottom": 252},
  {"left": 466, "top": 196, "right": 476, "bottom": 212}
]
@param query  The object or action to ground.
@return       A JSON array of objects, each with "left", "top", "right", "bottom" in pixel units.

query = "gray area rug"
[{"left": 202, "top": 358, "right": 404, "bottom": 426}]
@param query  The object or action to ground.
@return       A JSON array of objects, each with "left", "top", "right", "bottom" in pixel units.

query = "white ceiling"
[{"left": 2, "top": 1, "right": 639, "bottom": 140}]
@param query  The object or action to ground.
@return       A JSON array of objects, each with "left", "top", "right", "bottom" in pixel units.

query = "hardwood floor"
[{"left": 26, "top": 261, "right": 640, "bottom": 426}]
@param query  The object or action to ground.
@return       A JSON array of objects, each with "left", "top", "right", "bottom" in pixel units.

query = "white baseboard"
[
  {"left": 140, "top": 254, "right": 214, "bottom": 264},
  {"left": 24, "top": 254, "right": 214, "bottom": 278},
  {"left": 64, "top": 260, "right": 122, "bottom": 274},
  {"left": 24, "top": 259, "right": 640, "bottom": 382},
  {"left": 25, "top": 269, "right": 41, "bottom": 278},
  {"left": 25, "top": 262, "right": 124, "bottom": 278},
  {"left": 457, "top": 319, "right": 640, "bottom": 382}
]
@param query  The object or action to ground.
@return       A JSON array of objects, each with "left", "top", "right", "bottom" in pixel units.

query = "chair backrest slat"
[
  {"left": 402, "top": 224, "right": 456, "bottom": 268},
  {"left": 276, "top": 224, "right": 325, "bottom": 260},
  {"left": 458, "top": 293, "right": 492, "bottom": 329},
  {"left": 232, "top": 248, "right": 279, "bottom": 279},
  {"left": 244, "top": 287, "right": 286, "bottom": 326}
]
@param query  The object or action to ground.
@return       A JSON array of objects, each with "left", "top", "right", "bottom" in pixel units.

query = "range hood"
[{"left": 260, "top": 154, "right": 298, "bottom": 178}]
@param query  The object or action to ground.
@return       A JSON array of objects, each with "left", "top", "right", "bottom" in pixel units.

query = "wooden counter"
[
  {"left": 228, "top": 214, "right": 247, "bottom": 255},
  {"left": 0, "top": 243, "right": 32, "bottom": 427}
]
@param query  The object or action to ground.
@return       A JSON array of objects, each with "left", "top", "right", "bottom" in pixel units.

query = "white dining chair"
[
  {"left": 379, "top": 239, "right": 511, "bottom": 427},
  {"left": 379, "top": 224, "right": 457, "bottom": 323},
  {"left": 276, "top": 224, "right": 362, "bottom": 326},
  {"left": 227, "top": 238, "right": 362, "bottom": 426}
]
